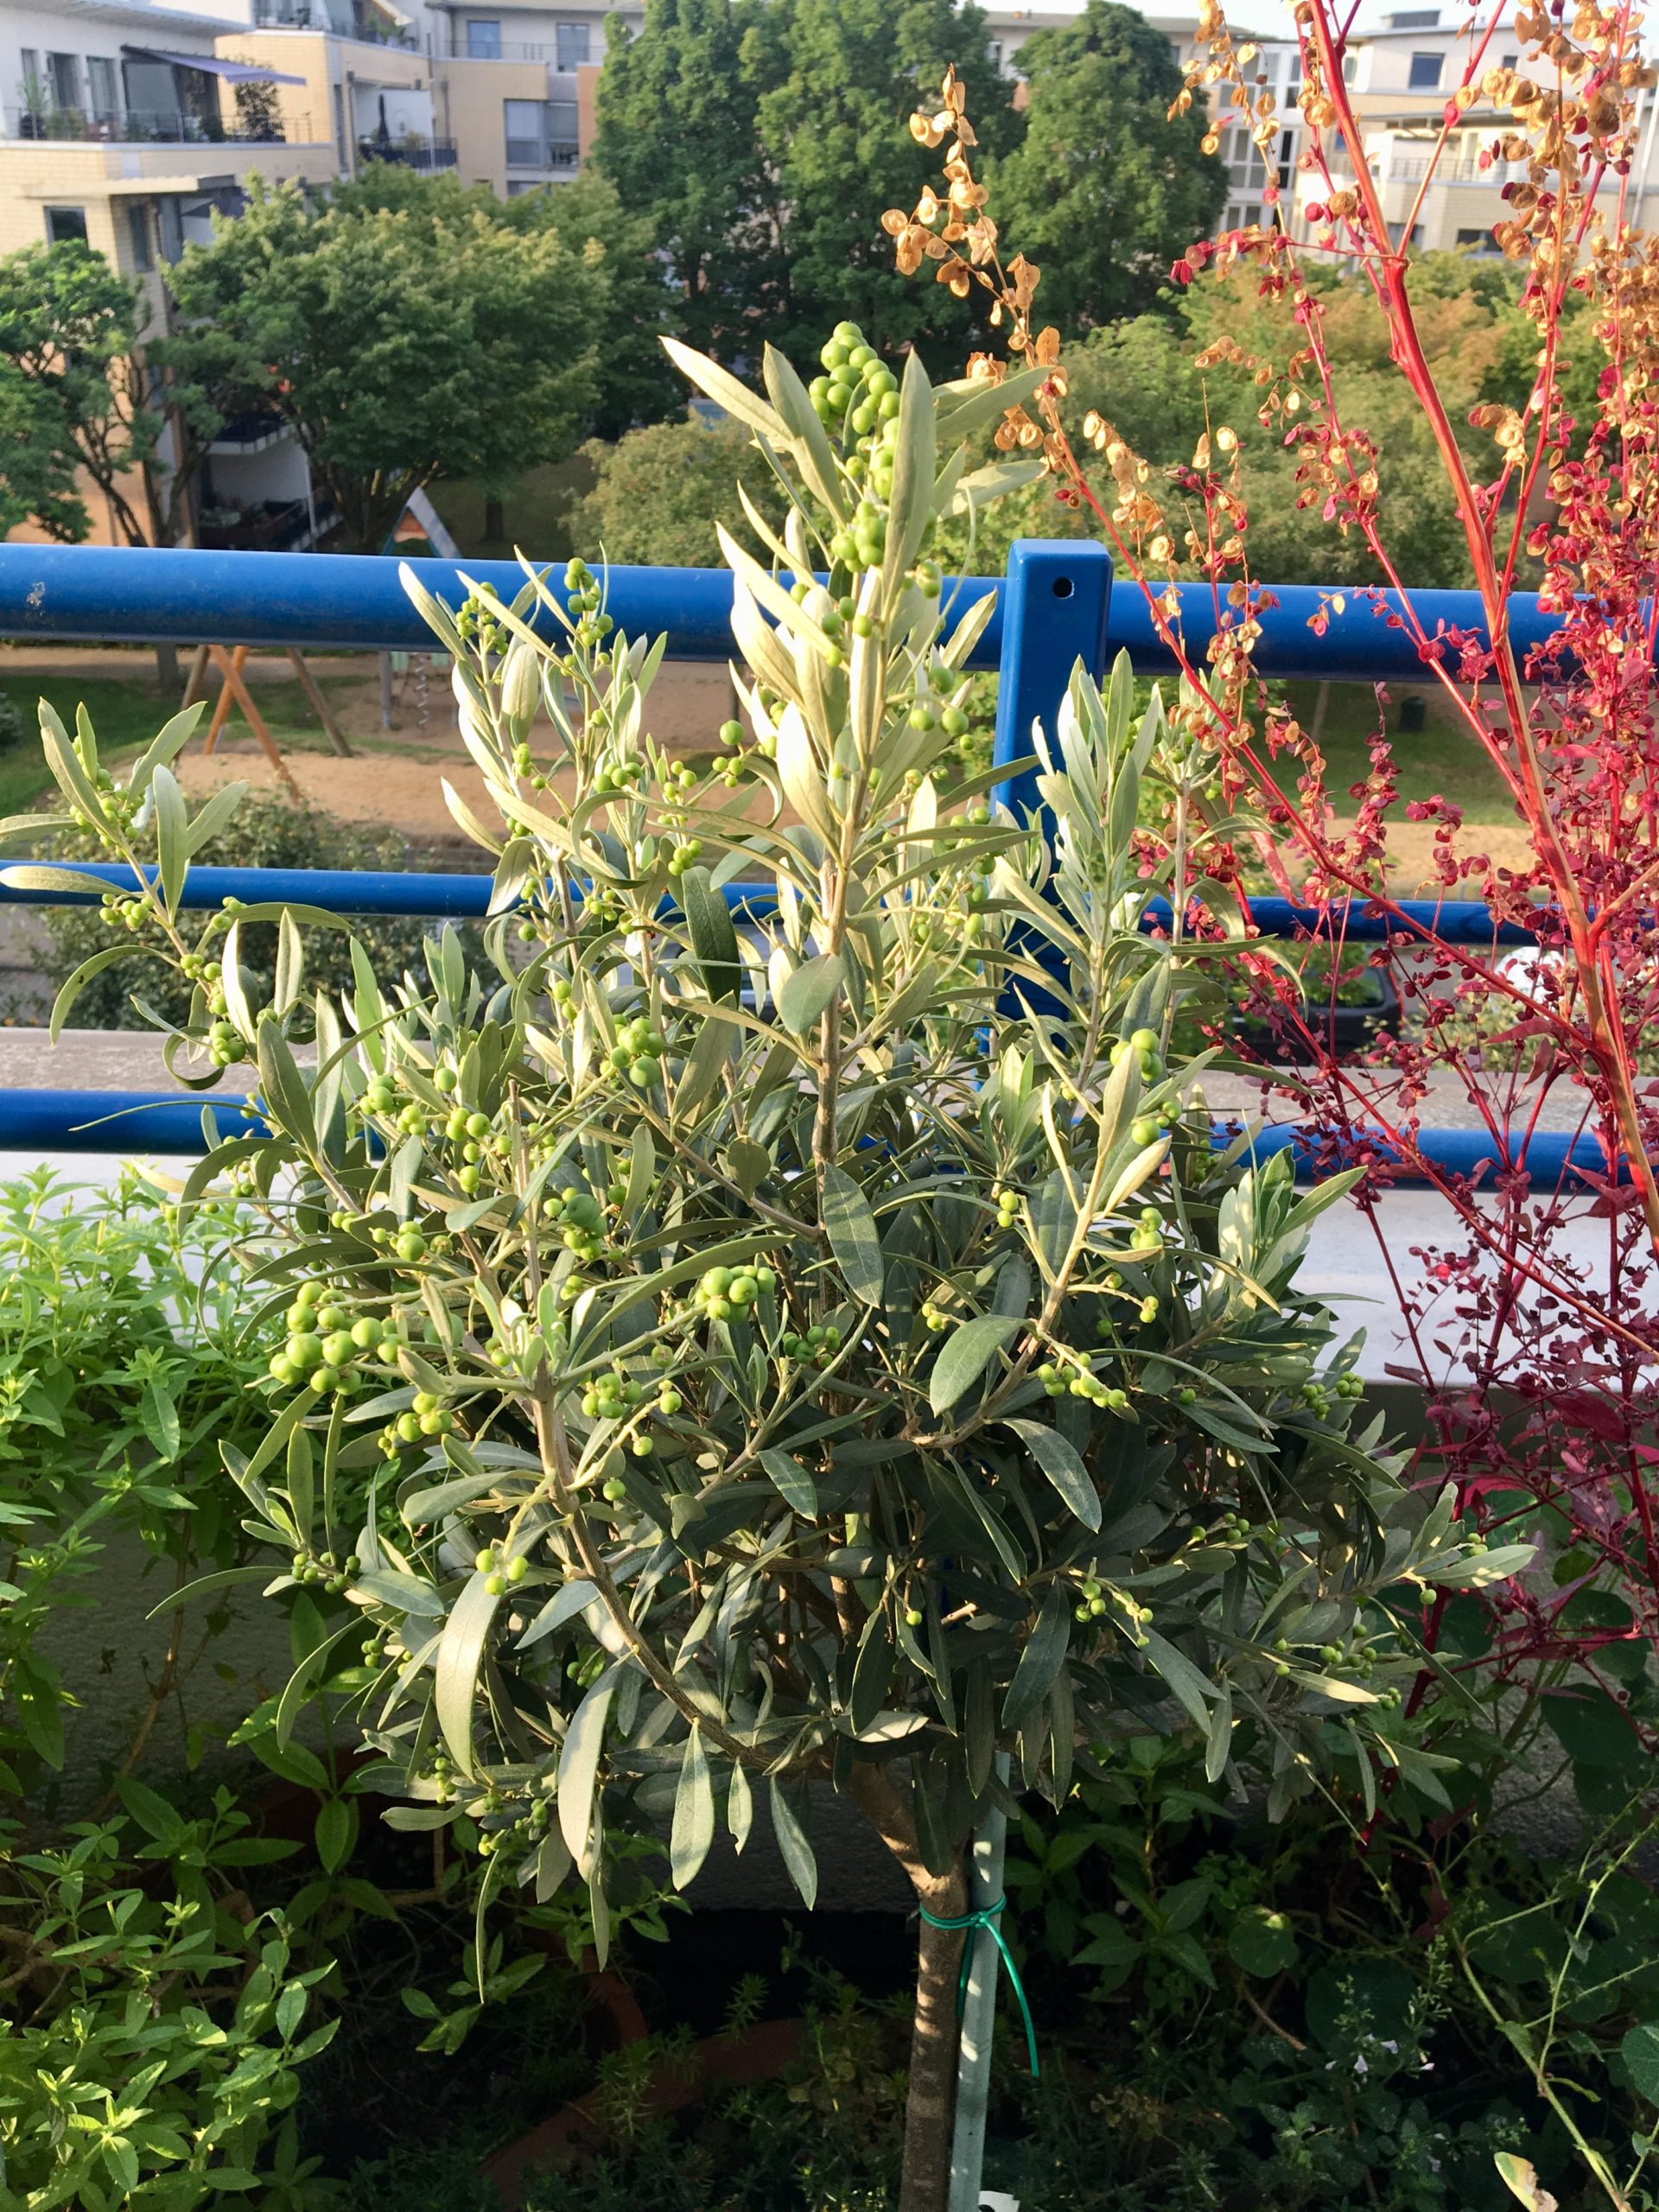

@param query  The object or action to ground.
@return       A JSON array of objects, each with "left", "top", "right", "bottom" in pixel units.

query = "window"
[
  {"left": 504, "top": 96, "right": 546, "bottom": 163},
  {"left": 86, "top": 56, "right": 117, "bottom": 119},
  {"left": 555, "top": 22, "right": 590, "bottom": 69},
  {"left": 1408, "top": 51, "right": 1443, "bottom": 88},
  {"left": 19, "top": 46, "right": 39, "bottom": 91},
  {"left": 988, "top": 39, "right": 1002, "bottom": 68},
  {"left": 548, "top": 97, "right": 578, "bottom": 141},
  {"left": 157, "top": 196, "right": 184, "bottom": 263},
  {"left": 127, "top": 203, "right": 154, "bottom": 270},
  {"left": 1342, "top": 52, "right": 1357, "bottom": 82},
  {"left": 45, "top": 206, "right": 88, "bottom": 245},
  {"left": 1456, "top": 224, "right": 1497, "bottom": 249},
  {"left": 467, "top": 19, "right": 502, "bottom": 58},
  {"left": 1501, "top": 50, "right": 1518, "bottom": 68},
  {"left": 46, "top": 53, "right": 81, "bottom": 109}
]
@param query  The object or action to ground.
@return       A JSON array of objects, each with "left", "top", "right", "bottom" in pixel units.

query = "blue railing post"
[{"left": 990, "top": 541, "right": 1113, "bottom": 822}]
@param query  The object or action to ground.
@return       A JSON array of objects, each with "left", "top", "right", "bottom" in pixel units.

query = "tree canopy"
[
  {"left": 988, "top": 0, "right": 1227, "bottom": 332},
  {"left": 594, "top": 0, "right": 772, "bottom": 360},
  {"left": 0, "top": 242, "right": 161, "bottom": 545},
  {"left": 165, "top": 179, "right": 606, "bottom": 553},
  {"left": 745, "top": 0, "right": 1017, "bottom": 362}
]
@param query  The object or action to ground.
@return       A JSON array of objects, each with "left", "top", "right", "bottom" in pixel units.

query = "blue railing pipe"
[
  {"left": 0, "top": 543, "right": 1567, "bottom": 682},
  {"left": 0, "top": 868, "right": 1549, "bottom": 950}
]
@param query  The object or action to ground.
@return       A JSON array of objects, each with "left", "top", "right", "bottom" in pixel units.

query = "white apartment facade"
[{"left": 1292, "top": 5, "right": 1659, "bottom": 251}]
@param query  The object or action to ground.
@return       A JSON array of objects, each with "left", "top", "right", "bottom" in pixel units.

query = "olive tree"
[{"left": 20, "top": 333, "right": 1522, "bottom": 2212}]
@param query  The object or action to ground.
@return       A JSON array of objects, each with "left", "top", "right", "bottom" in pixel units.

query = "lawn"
[
  {"left": 426, "top": 455, "right": 597, "bottom": 563},
  {"left": 1277, "top": 676, "right": 1518, "bottom": 823},
  {"left": 0, "top": 664, "right": 372, "bottom": 818}
]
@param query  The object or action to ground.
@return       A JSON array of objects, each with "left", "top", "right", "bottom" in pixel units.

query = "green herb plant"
[
  {"left": 21, "top": 327, "right": 1527, "bottom": 2212},
  {"left": 0, "top": 1172, "right": 340, "bottom": 2207}
]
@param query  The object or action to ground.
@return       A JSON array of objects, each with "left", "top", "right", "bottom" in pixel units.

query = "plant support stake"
[{"left": 944, "top": 1753, "right": 1020, "bottom": 2212}]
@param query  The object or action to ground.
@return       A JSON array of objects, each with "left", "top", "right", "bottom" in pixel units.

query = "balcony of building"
[
  {"left": 251, "top": 0, "right": 418, "bottom": 48},
  {"left": 3, "top": 105, "right": 311, "bottom": 146}
]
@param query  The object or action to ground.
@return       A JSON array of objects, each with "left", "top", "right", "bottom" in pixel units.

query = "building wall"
[
  {"left": 213, "top": 28, "right": 430, "bottom": 174},
  {"left": 432, "top": 51, "right": 554, "bottom": 194}
]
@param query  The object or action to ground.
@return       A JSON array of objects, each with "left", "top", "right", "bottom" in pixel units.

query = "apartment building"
[
  {"left": 1289, "top": 4, "right": 1659, "bottom": 251},
  {"left": 0, "top": 3, "right": 336, "bottom": 297}
]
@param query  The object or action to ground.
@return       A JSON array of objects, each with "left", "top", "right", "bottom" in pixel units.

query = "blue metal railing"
[{"left": 0, "top": 541, "right": 1590, "bottom": 1188}]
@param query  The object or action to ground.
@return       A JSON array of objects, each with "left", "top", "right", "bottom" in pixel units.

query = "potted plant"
[{"left": 19, "top": 334, "right": 1522, "bottom": 2212}]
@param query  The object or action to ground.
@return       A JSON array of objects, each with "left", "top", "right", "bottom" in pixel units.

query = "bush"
[
  {"left": 39, "top": 791, "right": 458, "bottom": 1032},
  {"left": 0, "top": 1170, "right": 342, "bottom": 2204},
  {"left": 0, "top": 691, "right": 26, "bottom": 750},
  {"left": 567, "top": 416, "right": 768, "bottom": 569}
]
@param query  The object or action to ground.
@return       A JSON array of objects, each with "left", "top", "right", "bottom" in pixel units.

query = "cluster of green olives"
[
  {"left": 1072, "top": 1575, "right": 1152, "bottom": 1629},
  {"left": 270, "top": 1280, "right": 389, "bottom": 1394},
  {"left": 1111, "top": 1026, "right": 1166, "bottom": 1083},
  {"left": 377, "top": 1389, "right": 458, "bottom": 1459},
  {"left": 809, "top": 321, "right": 901, "bottom": 439},
  {"left": 510, "top": 737, "right": 554, "bottom": 792},
  {"left": 602, "top": 1014, "right": 666, "bottom": 1087},
  {"left": 665, "top": 836, "right": 705, "bottom": 878},
  {"left": 690, "top": 1261, "right": 777, "bottom": 1325},
  {"left": 990, "top": 1184, "right": 1021, "bottom": 1230},
  {"left": 1299, "top": 1371, "right": 1364, "bottom": 1418},
  {"left": 1035, "top": 1357, "right": 1130, "bottom": 1413},
  {"left": 289, "top": 1545, "right": 362, "bottom": 1595},
  {"left": 780, "top": 1322, "right": 842, "bottom": 1367},
  {"left": 556, "top": 1183, "right": 616, "bottom": 1264},
  {"left": 562, "top": 556, "right": 613, "bottom": 652},
  {"left": 474, "top": 1542, "right": 530, "bottom": 1598}
]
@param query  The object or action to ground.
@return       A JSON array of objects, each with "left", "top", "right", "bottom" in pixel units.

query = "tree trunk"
[
  {"left": 904, "top": 1872, "right": 969, "bottom": 2212},
  {"left": 154, "top": 642, "right": 180, "bottom": 692},
  {"left": 849, "top": 1764, "right": 968, "bottom": 2212},
  {"left": 484, "top": 495, "right": 505, "bottom": 543}
]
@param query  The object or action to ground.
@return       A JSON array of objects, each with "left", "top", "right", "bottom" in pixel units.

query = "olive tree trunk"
[{"left": 850, "top": 1764, "right": 968, "bottom": 2212}]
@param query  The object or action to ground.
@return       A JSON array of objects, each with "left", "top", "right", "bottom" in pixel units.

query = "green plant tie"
[{"left": 918, "top": 1894, "right": 1039, "bottom": 2077}]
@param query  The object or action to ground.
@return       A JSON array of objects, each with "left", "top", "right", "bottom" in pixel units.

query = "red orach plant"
[{"left": 887, "top": 10, "right": 1659, "bottom": 1733}]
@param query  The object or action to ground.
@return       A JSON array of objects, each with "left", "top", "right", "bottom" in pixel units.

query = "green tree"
[
  {"left": 504, "top": 170, "right": 680, "bottom": 435},
  {"left": 0, "top": 241, "right": 164, "bottom": 545},
  {"left": 989, "top": 0, "right": 1225, "bottom": 331},
  {"left": 745, "top": 0, "right": 1018, "bottom": 363},
  {"left": 566, "top": 415, "right": 766, "bottom": 566},
  {"left": 0, "top": 363, "right": 87, "bottom": 542},
  {"left": 164, "top": 179, "right": 604, "bottom": 553},
  {"left": 35, "top": 333, "right": 1521, "bottom": 2212},
  {"left": 594, "top": 0, "right": 772, "bottom": 359}
]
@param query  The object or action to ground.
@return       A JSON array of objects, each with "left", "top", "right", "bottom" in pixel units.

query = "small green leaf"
[
  {"left": 681, "top": 866, "right": 743, "bottom": 1004},
  {"left": 670, "top": 1726, "right": 715, "bottom": 1890},
  {"left": 821, "top": 1163, "right": 883, "bottom": 1304},
  {"left": 1140, "top": 1628, "right": 1216, "bottom": 1728},
  {"left": 434, "top": 1573, "right": 504, "bottom": 1777},
  {"left": 768, "top": 1778, "right": 817, "bottom": 1909},
  {"left": 1002, "top": 1418, "right": 1099, "bottom": 1530},
  {"left": 558, "top": 1667, "right": 617, "bottom": 1873},
  {"left": 760, "top": 1448, "right": 817, "bottom": 1516},
  {"left": 778, "top": 952, "right": 844, "bottom": 1034},
  {"left": 314, "top": 1795, "right": 355, "bottom": 1874},
  {"left": 1622, "top": 2022, "right": 1659, "bottom": 2105},
  {"left": 1003, "top": 1581, "right": 1071, "bottom": 1727},
  {"left": 930, "top": 1313, "right": 1020, "bottom": 1416},
  {"left": 48, "top": 944, "right": 135, "bottom": 1044},
  {"left": 1227, "top": 1906, "right": 1296, "bottom": 1979},
  {"left": 152, "top": 764, "right": 188, "bottom": 918}
]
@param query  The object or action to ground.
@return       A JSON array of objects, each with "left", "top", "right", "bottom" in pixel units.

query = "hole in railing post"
[{"left": 1052, "top": 576, "right": 1075, "bottom": 600}]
